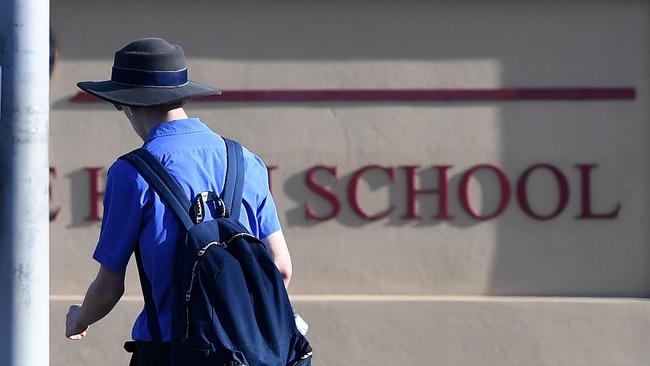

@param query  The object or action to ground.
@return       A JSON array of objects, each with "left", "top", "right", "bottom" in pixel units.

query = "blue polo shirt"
[{"left": 92, "top": 118, "right": 281, "bottom": 341}]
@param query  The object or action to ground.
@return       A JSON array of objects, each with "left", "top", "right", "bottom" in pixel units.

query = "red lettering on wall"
[
  {"left": 45, "top": 161, "right": 621, "bottom": 224},
  {"left": 305, "top": 165, "right": 341, "bottom": 221},
  {"left": 49, "top": 167, "right": 61, "bottom": 221},
  {"left": 401, "top": 165, "right": 453, "bottom": 220},
  {"left": 347, "top": 165, "right": 395, "bottom": 221},
  {"left": 575, "top": 164, "right": 620, "bottom": 219},
  {"left": 85, "top": 167, "right": 105, "bottom": 221},
  {"left": 458, "top": 164, "right": 511, "bottom": 220},
  {"left": 517, "top": 164, "right": 569, "bottom": 220}
]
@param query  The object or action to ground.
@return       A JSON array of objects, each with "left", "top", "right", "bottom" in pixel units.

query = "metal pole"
[{"left": 0, "top": 0, "right": 50, "bottom": 365}]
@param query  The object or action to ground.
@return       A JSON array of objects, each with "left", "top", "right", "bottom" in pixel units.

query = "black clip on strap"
[{"left": 191, "top": 191, "right": 226, "bottom": 224}]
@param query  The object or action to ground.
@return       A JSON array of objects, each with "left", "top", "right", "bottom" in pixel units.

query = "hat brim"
[{"left": 76, "top": 80, "right": 220, "bottom": 108}]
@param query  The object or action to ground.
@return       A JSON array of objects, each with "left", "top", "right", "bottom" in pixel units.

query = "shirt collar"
[{"left": 145, "top": 118, "right": 211, "bottom": 142}]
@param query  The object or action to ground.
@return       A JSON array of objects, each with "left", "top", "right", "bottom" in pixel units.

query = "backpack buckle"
[{"left": 191, "top": 191, "right": 227, "bottom": 223}]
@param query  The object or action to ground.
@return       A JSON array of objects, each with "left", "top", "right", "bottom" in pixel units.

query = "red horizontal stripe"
[{"left": 70, "top": 88, "right": 636, "bottom": 103}]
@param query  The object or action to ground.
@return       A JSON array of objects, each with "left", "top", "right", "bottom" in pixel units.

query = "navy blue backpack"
[{"left": 120, "top": 138, "right": 312, "bottom": 366}]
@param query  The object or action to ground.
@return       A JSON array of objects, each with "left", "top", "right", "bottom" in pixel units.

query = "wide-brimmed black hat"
[{"left": 77, "top": 38, "right": 220, "bottom": 108}]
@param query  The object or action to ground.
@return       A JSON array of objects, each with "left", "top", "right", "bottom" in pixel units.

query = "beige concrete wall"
[
  {"left": 51, "top": 297, "right": 650, "bottom": 366},
  {"left": 49, "top": 0, "right": 649, "bottom": 364}
]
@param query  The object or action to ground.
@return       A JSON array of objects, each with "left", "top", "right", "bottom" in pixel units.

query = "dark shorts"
[{"left": 125, "top": 341, "right": 170, "bottom": 366}]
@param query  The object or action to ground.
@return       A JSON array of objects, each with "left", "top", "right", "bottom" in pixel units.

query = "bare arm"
[
  {"left": 65, "top": 265, "right": 126, "bottom": 339},
  {"left": 262, "top": 230, "right": 292, "bottom": 288}
]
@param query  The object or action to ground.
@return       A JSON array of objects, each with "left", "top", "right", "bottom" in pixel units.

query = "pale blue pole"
[{"left": 0, "top": 0, "right": 50, "bottom": 365}]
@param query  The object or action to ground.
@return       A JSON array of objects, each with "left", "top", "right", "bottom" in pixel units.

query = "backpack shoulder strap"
[
  {"left": 119, "top": 149, "right": 195, "bottom": 343},
  {"left": 222, "top": 138, "right": 245, "bottom": 219},
  {"left": 120, "top": 149, "right": 194, "bottom": 230},
  {"left": 133, "top": 243, "right": 162, "bottom": 342}
]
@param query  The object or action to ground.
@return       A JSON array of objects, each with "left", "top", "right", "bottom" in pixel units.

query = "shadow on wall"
[
  {"left": 52, "top": 1, "right": 531, "bottom": 61},
  {"left": 487, "top": 4, "right": 650, "bottom": 297},
  {"left": 490, "top": 102, "right": 649, "bottom": 297},
  {"left": 51, "top": 1, "right": 650, "bottom": 297}
]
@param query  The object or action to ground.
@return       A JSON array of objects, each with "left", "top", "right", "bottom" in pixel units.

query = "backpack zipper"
[
  {"left": 186, "top": 240, "right": 230, "bottom": 302},
  {"left": 290, "top": 351, "right": 313, "bottom": 366},
  {"left": 184, "top": 232, "right": 259, "bottom": 339},
  {"left": 186, "top": 241, "right": 226, "bottom": 339}
]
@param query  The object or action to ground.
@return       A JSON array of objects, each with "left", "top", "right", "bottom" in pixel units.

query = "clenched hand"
[{"left": 65, "top": 304, "right": 88, "bottom": 340}]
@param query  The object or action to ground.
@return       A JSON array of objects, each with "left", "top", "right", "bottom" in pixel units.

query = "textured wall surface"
[{"left": 49, "top": 1, "right": 649, "bottom": 364}]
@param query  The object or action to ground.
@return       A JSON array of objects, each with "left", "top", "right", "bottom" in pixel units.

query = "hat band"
[{"left": 111, "top": 67, "right": 188, "bottom": 88}]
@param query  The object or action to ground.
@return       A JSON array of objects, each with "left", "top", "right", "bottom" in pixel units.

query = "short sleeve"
[
  {"left": 93, "top": 159, "right": 148, "bottom": 272},
  {"left": 251, "top": 154, "right": 281, "bottom": 240}
]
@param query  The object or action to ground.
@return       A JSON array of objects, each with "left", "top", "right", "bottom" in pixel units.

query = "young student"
[{"left": 65, "top": 38, "right": 293, "bottom": 365}]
